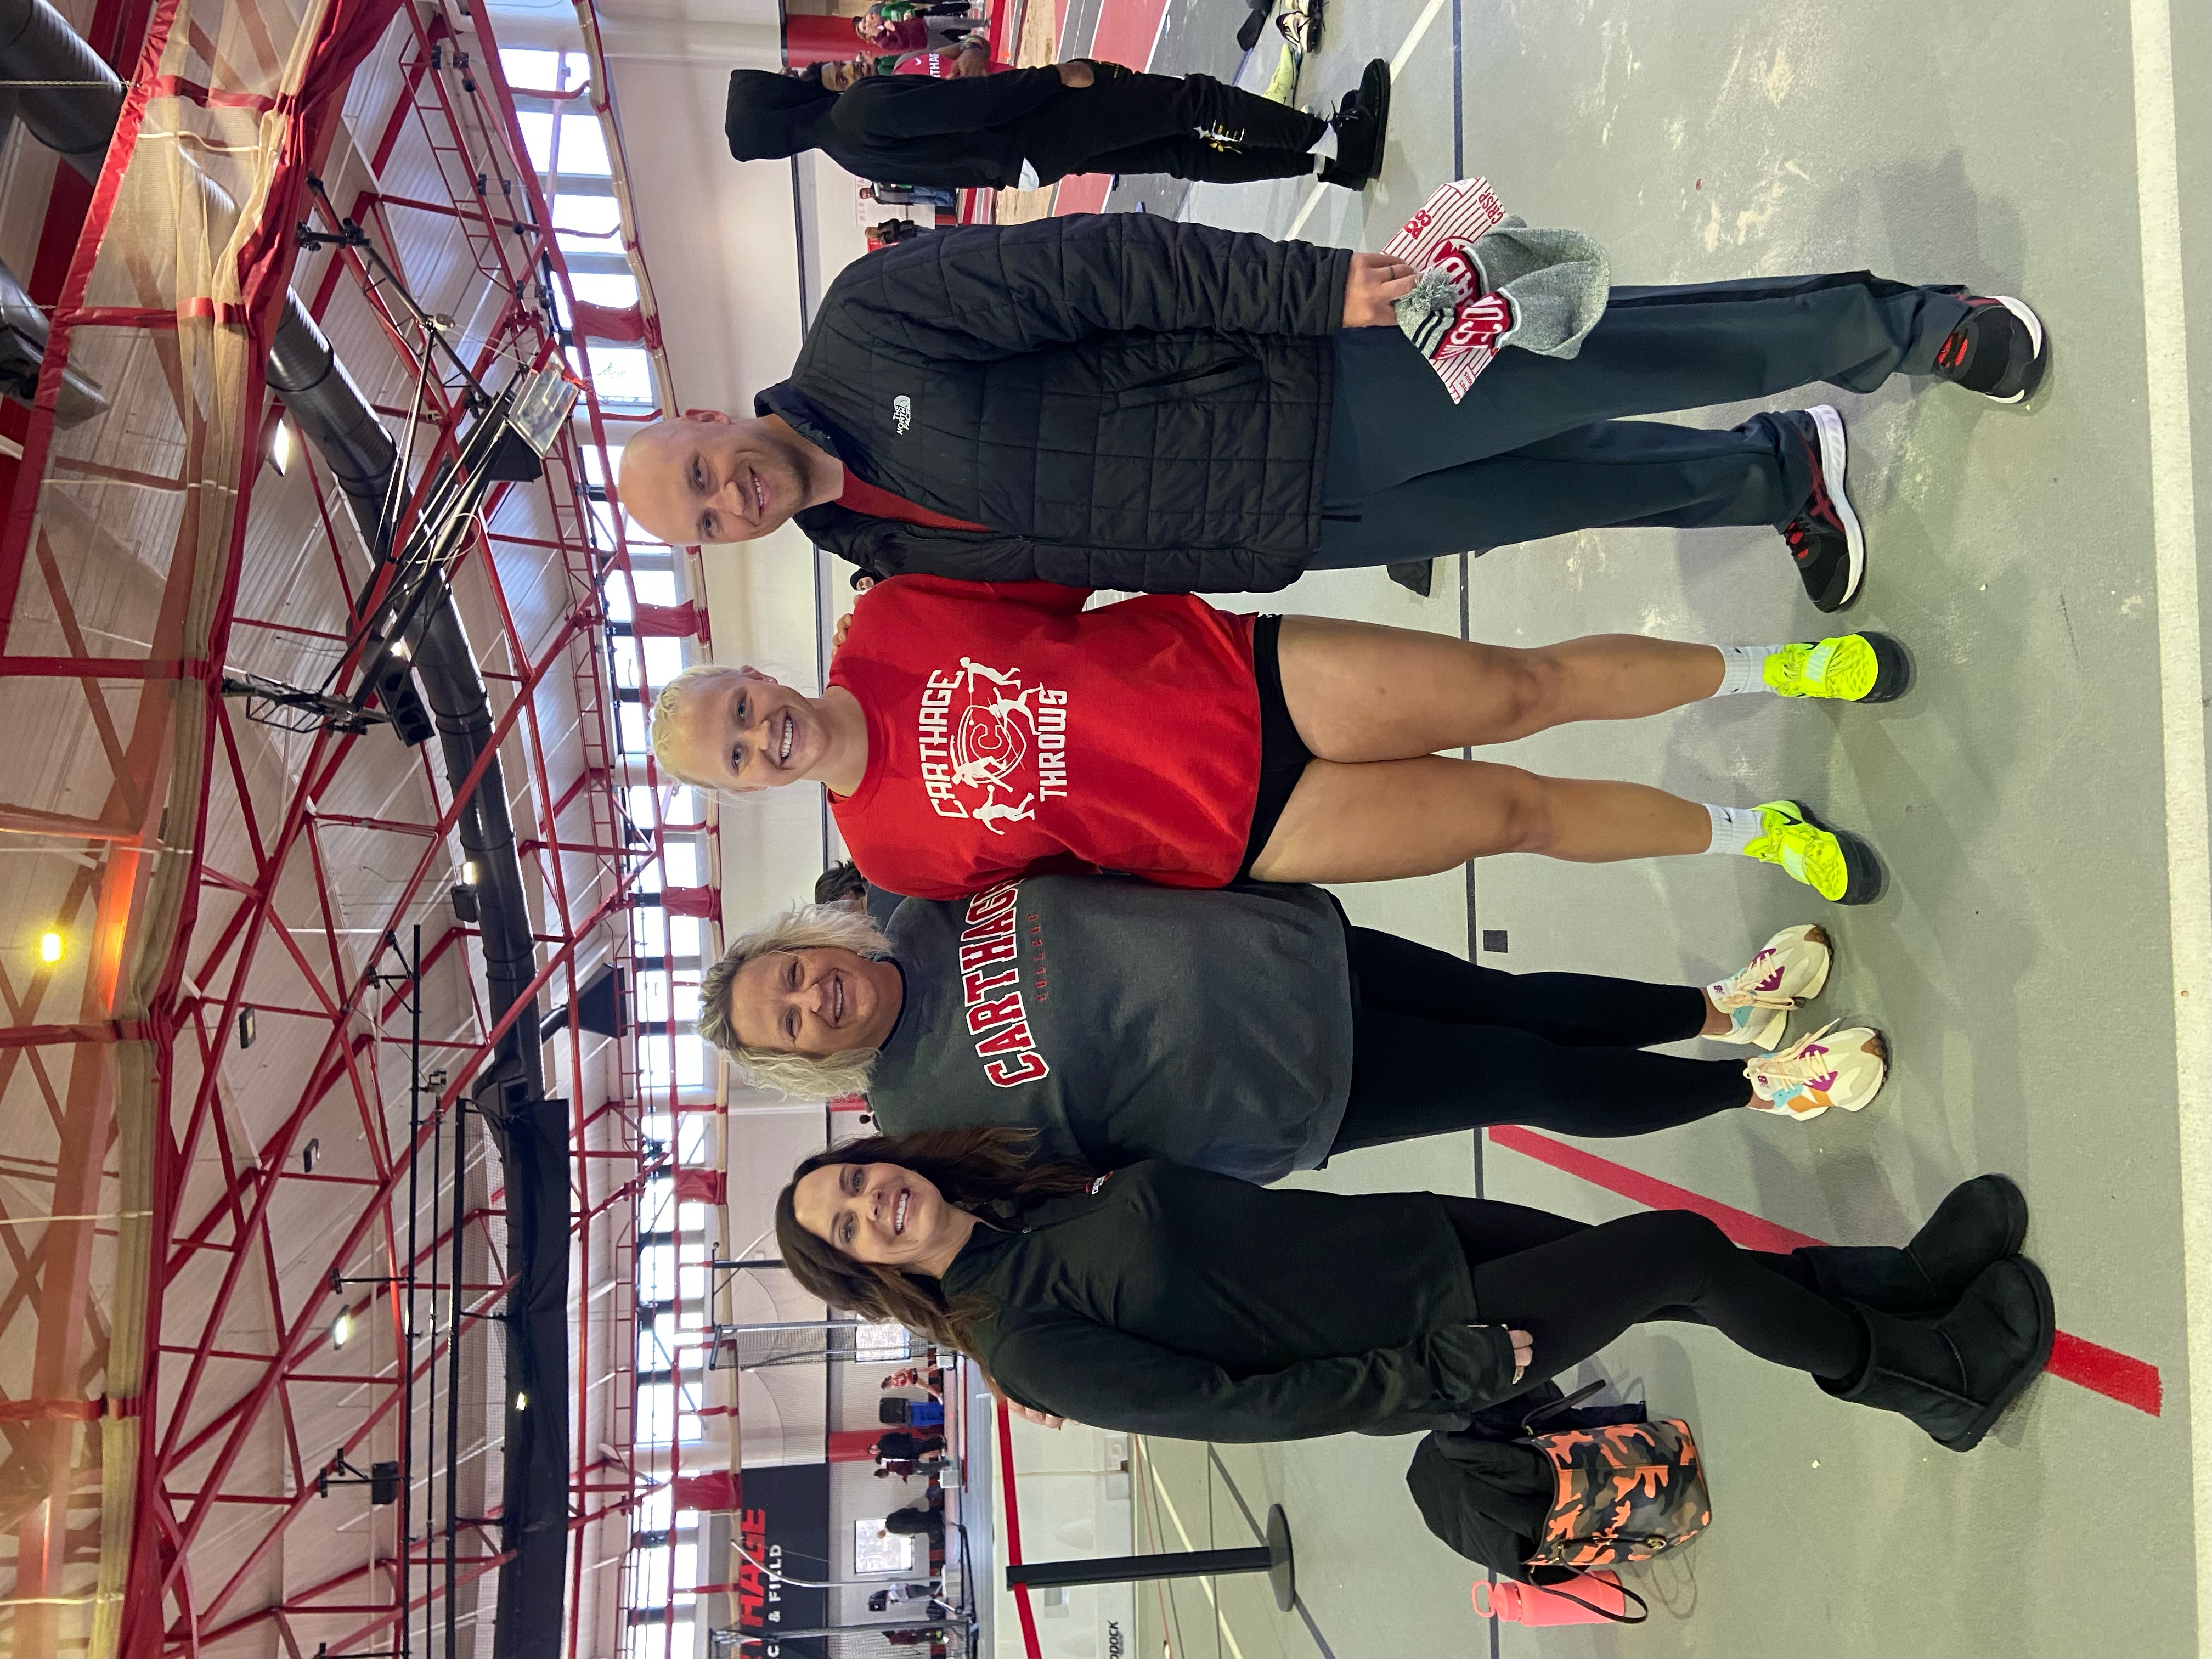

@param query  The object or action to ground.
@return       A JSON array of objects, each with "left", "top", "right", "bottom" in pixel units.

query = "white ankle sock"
[
  {"left": 1703, "top": 803, "right": 1767, "bottom": 856},
  {"left": 1712, "top": 644, "right": 1787, "bottom": 697},
  {"left": 1306, "top": 125, "right": 1339, "bottom": 160}
]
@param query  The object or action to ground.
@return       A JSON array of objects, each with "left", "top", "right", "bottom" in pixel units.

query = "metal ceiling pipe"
[
  {"left": 1, "top": 0, "right": 541, "bottom": 1097},
  {"left": 0, "top": 252, "right": 106, "bottom": 422},
  {"left": 0, "top": 0, "right": 122, "bottom": 172},
  {"left": 263, "top": 297, "right": 399, "bottom": 542}
]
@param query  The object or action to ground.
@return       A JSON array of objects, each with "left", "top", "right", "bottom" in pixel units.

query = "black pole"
[
  {"left": 444, "top": 1091, "right": 467, "bottom": 1657},
  {"left": 423, "top": 1025, "right": 442, "bottom": 1659},
  {"left": 399, "top": 925, "right": 421, "bottom": 1659},
  {"left": 719, "top": 1619, "right": 968, "bottom": 1644},
  {"left": 1006, "top": 1504, "right": 1295, "bottom": 1613}
]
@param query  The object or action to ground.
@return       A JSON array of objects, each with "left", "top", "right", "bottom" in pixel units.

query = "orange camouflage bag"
[{"left": 1528, "top": 1418, "right": 1711, "bottom": 1572}]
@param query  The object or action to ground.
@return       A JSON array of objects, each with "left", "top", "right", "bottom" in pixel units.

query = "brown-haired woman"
[{"left": 775, "top": 1130, "right": 2052, "bottom": 1452}]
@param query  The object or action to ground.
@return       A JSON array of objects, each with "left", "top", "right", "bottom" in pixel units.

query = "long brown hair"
[{"left": 774, "top": 1128, "right": 1094, "bottom": 1352}]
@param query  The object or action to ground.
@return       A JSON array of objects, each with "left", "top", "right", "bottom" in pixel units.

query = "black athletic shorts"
[{"left": 1237, "top": 614, "right": 1316, "bottom": 878}]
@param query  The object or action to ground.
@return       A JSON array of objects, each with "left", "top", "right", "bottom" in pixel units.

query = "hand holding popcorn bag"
[{"left": 1387, "top": 179, "right": 1613, "bottom": 403}]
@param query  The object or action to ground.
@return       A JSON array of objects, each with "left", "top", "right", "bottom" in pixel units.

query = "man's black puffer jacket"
[{"left": 759, "top": 213, "right": 1354, "bottom": 593}]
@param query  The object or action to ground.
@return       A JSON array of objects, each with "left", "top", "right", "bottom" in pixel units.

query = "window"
[
  {"left": 662, "top": 841, "right": 699, "bottom": 887},
  {"left": 641, "top": 635, "right": 686, "bottom": 687},
  {"left": 499, "top": 47, "right": 588, "bottom": 93},
  {"left": 855, "top": 1522, "right": 914, "bottom": 1575},
  {"left": 639, "top": 1033, "right": 707, "bottom": 1088},
  {"left": 557, "top": 113, "right": 613, "bottom": 176},
  {"left": 516, "top": 110, "right": 557, "bottom": 172},
  {"left": 587, "top": 345, "right": 654, "bottom": 408},
  {"left": 636, "top": 1378, "right": 702, "bottom": 1446},
  {"left": 569, "top": 271, "right": 640, "bottom": 309},
  {"left": 668, "top": 915, "right": 703, "bottom": 960},
  {"left": 554, "top": 191, "right": 623, "bottom": 252},
  {"left": 854, "top": 1322, "right": 915, "bottom": 1362}
]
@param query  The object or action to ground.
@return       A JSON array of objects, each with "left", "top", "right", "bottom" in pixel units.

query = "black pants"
[
  {"left": 1328, "top": 929, "right": 1751, "bottom": 1152},
  {"left": 1314, "top": 272, "right": 1974, "bottom": 566},
  {"left": 1442, "top": 1199, "right": 1866, "bottom": 1382},
  {"left": 1008, "top": 72, "right": 1324, "bottom": 186}
]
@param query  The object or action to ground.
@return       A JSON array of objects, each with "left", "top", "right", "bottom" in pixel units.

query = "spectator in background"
[
  {"left": 726, "top": 55, "right": 1388, "bottom": 193},
  {"left": 875, "top": 1429, "right": 945, "bottom": 1463},
  {"left": 816, "top": 858, "right": 904, "bottom": 932},
  {"left": 812, "top": 861, "right": 868, "bottom": 910},
  {"left": 883, "top": 1494, "right": 946, "bottom": 1548},
  {"left": 883, "top": 1365, "right": 945, "bottom": 1398},
  {"left": 857, "top": 1, "right": 979, "bottom": 55}
]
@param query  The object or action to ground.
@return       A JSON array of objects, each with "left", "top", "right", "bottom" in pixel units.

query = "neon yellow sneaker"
[
  {"left": 1745, "top": 800, "right": 1885, "bottom": 904},
  {"left": 1762, "top": 633, "right": 1911, "bottom": 703}
]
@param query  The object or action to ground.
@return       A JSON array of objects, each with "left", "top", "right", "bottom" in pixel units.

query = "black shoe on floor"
[
  {"left": 1321, "top": 58, "right": 1390, "bottom": 188},
  {"left": 1237, "top": 0, "right": 1270, "bottom": 53},
  {"left": 1776, "top": 404, "right": 1864, "bottom": 613},
  {"left": 1932, "top": 296, "right": 2047, "bottom": 404}
]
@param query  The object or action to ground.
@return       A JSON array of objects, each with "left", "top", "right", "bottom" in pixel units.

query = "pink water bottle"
[{"left": 1472, "top": 1571, "right": 1630, "bottom": 1625}]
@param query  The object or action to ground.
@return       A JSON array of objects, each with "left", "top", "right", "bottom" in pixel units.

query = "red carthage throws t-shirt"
[{"left": 828, "top": 577, "right": 1262, "bottom": 898}]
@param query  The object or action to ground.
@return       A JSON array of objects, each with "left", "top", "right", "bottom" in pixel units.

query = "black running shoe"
[
  {"left": 1932, "top": 296, "right": 2047, "bottom": 404},
  {"left": 1776, "top": 404, "right": 1865, "bottom": 613}
]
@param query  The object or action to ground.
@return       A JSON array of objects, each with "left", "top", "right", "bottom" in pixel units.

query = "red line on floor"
[
  {"left": 1486, "top": 1124, "right": 2162, "bottom": 1417},
  {"left": 994, "top": 1399, "right": 1044, "bottom": 1658}
]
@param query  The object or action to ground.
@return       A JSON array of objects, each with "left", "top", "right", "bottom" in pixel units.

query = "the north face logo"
[{"left": 892, "top": 394, "right": 912, "bottom": 434}]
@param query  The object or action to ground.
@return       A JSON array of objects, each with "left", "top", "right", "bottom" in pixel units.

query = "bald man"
[{"left": 618, "top": 212, "right": 2045, "bottom": 608}]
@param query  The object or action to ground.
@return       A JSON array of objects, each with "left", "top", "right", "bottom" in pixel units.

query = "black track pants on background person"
[
  {"left": 1313, "top": 272, "right": 1976, "bottom": 567},
  {"left": 1326, "top": 928, "right": 1751, "bottom": 1153},
  {"left": 1439, "top": 1200, "right": 1866, "bottom": 1381},
  {"left": 1007, "top": 71, "right": 1325, "bottom": 185}
]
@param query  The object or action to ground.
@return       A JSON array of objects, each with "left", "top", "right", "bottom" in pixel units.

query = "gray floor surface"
[{"left": 1032, "top": 1, "right": 2212, "bottom": 1655}]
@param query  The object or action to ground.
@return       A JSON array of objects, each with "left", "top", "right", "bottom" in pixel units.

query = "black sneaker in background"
[
  {"left": 1320, "top": 59, "right": 1390, "bottom": 187},
  {"left": 1932, "top": 296, "right": 2047, "bottom": 404},
  {"left": 1237, "top": 1, "right": 1270, "bottom": 53},
  {"left": 1776, "top": 405, "right": 1865, "bottom": 613}
]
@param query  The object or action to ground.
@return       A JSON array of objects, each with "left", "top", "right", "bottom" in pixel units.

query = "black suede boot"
[
  {"left": 1820, "top": 1256, "right": 2055, "bottom": 1451},
  {"left": 1795, "top": 1173, "right": 2028, "bottom": 1313}
]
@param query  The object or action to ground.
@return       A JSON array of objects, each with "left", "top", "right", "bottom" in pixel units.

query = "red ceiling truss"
[{"left": 0, "top": 0, "right": 708, "bottom": 1651}]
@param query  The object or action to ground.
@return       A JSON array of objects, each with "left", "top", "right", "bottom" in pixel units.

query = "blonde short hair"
[
  {"left": 648, "top": 662, "right": 746, "bottom": 789},
  {"left": 698, "top": 902, "right": 894, "bottom": 1097}
]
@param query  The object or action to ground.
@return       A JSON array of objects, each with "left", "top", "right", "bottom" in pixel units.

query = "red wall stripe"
[{"left": 1486, "top": 1124, "right": 2160, "bottom": 1417}]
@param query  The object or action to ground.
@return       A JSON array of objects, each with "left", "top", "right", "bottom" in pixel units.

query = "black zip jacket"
[
  {"left": 943, "top": 1161, "right": 1518, "bottom": 1442},
  {"left": 757, "top": 212, "right": 1354, "bottom": 592}
]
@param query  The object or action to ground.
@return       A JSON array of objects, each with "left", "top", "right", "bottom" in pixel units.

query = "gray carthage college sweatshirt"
[{"left": 867, "top": 876, "right": 1355, "bottom": 1182}]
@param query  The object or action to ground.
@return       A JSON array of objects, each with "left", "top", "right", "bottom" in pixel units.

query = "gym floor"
[{"left": 1023, "top": 1, "right": 2212, "bottom": 1655}]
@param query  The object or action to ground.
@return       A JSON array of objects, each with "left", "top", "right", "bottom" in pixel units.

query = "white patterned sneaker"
[
  {"left": 1707, "top": 924, "right": 1833, "bottom": 1049},
  {"left": 1746, "top": 1022, "right": 1887, "bottom": 1121}
]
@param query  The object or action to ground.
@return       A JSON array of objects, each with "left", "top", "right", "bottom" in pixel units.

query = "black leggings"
[
  {"left": 1008, "top": 72, "right": 1324, "bottom": 185},
  {"left": 1441, "top": 1198, "right": 1866, "bottom": 1382},
  {"left": 1328, "top": 928, "right": 1752, "bottom": 1152}
]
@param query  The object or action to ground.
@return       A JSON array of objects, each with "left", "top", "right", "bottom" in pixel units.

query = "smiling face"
[
  {"left": 619, "top": 412, "right": 819, "bottom": 545},
  {"left": 663, "top": 668, "right": 842, "bottom": 793},
  {"left": 725, "top": 946, "right": 903, "bottom": 1056},
  {"left": 793, "top": 1160, "right": 956, "bottom": 1267},
  {"left": 820, "top": 56, "right": 871, "bottom": 91}
]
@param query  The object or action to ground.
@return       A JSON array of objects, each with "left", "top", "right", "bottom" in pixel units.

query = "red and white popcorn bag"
[{"left": 1386, "top": 178, "right": 1513, "bottom": 403}]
